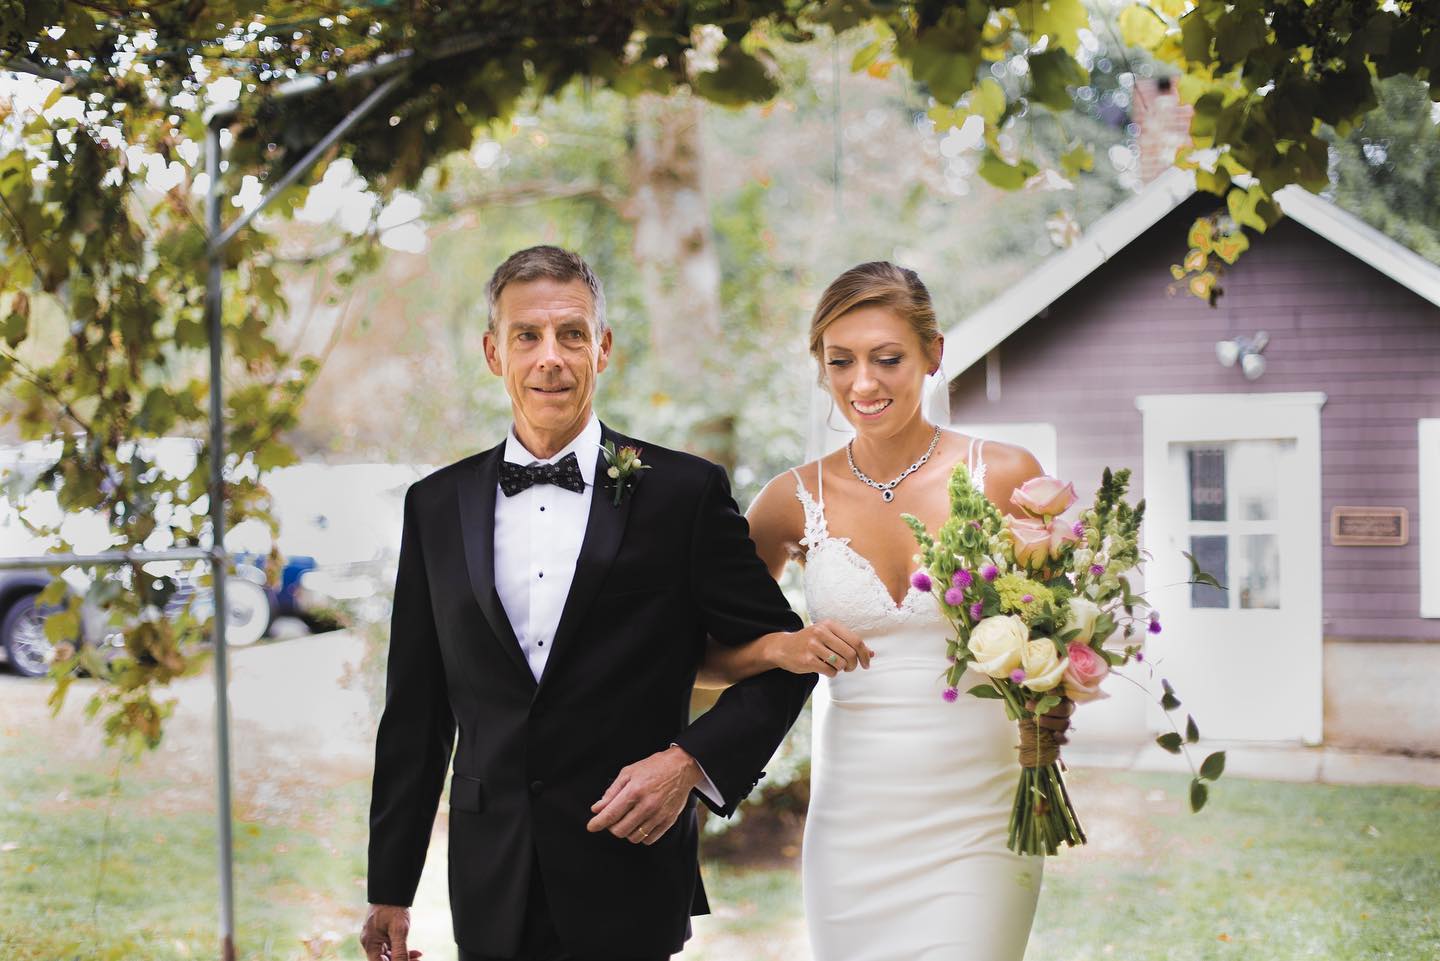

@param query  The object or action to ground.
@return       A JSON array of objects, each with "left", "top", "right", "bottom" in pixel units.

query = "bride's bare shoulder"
[{"left": 939, "top": 430, "right": 1046, "bottom": 511}]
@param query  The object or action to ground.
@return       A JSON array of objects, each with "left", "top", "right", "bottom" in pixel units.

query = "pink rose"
[
  {"left": 1004, "top": 515, "right": 1051, "bottom": 570},
  {"left": 1062, "top": 642, "right": 1111, "bottom": 703},
  {"left": 1012, "top": 476, "right": 1079, "bottom": 518},
  {"left": 1046, "top": 518, "right": 1080, "bottom": 559}
]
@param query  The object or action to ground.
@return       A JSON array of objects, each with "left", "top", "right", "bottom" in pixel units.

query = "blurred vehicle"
[
  {"left": 256, "top": 462, "right": 432, "bottom": 629},
  {"left": 0, "top": 440, "right": 271, "bottom": 677}
]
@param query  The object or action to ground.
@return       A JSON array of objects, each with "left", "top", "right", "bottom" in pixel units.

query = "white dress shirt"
[
  {"left": 492, "top": 415, "right": 723, "bottom": 805},
  {"left": 493, "top": 415, "right": 601, "bottom": 681}
]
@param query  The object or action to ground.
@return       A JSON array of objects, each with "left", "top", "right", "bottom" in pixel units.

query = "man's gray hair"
[{"left": 486, "top": 245, "right": 608, "bottom": 335}]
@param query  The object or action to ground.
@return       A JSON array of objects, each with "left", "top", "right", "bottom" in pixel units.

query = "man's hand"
[
  {"left": 360, "top": 904, "right": 423, "bottom": 961},
  {"left": 587, "top": 745, "right": 703, "bottom": 845}
]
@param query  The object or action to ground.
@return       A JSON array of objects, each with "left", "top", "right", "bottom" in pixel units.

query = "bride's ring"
[{"left": 826, "top": 653, "right": 839, "bottom": 667}]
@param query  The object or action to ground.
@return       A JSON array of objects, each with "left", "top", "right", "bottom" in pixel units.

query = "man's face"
[{"left": 484, "top": 277, "right": 612, "bottom": 451}]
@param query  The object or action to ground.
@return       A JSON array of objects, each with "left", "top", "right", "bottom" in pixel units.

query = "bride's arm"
[{"left": 695, "top": 471, "right": 869, "bottom": 688}]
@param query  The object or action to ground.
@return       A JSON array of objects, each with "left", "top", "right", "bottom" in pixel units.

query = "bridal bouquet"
[{"left": 903, "top": 464, "right": 1225, "bottom": 857}]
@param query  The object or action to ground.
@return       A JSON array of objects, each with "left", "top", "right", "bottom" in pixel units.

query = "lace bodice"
[{"left": 794, "top": 438, "right": 987, "bottom": 633}]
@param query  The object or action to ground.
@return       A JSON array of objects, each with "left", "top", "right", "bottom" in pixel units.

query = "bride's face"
[{"left": 821, "top": 306, "right": 939, "bottom": 437}]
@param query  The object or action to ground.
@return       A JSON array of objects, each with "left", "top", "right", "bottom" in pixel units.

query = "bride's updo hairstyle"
[{"left": 808, "top": 261, "right": 941, "bottom": 382}]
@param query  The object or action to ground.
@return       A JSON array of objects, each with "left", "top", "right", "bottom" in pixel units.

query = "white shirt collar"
[{"left": 503, "top": 414, "right": 602, "bottom": 488}]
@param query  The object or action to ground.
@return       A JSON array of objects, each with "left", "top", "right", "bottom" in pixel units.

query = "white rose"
[
  {"left": 1061, "top": 598, "right": 1101, "bottom": 645},
  {"left": 968, "top": 614, "right": 1028, "bottom": 678},
  {"left": 1021, "top": 639, "right": 1069, "bottom": 692}
]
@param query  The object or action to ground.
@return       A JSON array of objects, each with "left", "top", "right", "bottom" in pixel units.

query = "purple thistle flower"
[
  {"left": 953, "top": 569, "right": 974, "bottom": 589},
  {"left": 1090, "top": 564, "right": 1105, "bottom": 576},
  {"left": 911, "top": 570, "right": 933, "bottom": 593},
  {"left": 1148, "top": 619, "right": 1162, "bottom": 635},
  {"left": 1021, "top": 593, "right": 1034, "bottom": 604},
  {"left": 944, "top": 587, "right": 965, "bottom": 606},
  {"left": 981, "top": 564, "right": 999, "bottom": 582},
  {"left": 1135, "top": 650, "right": 1145, "bottom": 662},
  {"left": 942, "top": 687, "right": 959, "bottom": 703},
  {"left": 970, "top": 601, "right": 985, "bottom": 620},
  {"left": 1073, "top": 521, "right": 1085, "bottom": 538},
  {"left": 1010, "top": 668, "right": 1026, "bottom": 684}
]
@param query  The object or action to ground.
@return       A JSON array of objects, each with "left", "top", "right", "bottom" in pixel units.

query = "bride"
[{"left": 700, "top": 261, "right": 1072, "bottom": 961}]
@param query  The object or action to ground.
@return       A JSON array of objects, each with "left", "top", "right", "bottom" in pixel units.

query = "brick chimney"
[{"left": 1132, "top": 75, "right": 1194, "bottom": 183}]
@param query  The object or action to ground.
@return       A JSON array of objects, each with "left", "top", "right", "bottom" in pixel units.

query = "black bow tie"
[{"left": 499, "top": 451, "right": 586, "bottom": 496}]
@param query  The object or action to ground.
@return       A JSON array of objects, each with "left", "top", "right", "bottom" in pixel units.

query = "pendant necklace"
[{"left": 846, "top": 424, "right": 942, "bottom": 502}]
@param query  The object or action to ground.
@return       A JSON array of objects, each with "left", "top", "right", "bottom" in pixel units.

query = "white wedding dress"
[{"left": 795, "top": 440, "right": 1043, "bottom": 961}]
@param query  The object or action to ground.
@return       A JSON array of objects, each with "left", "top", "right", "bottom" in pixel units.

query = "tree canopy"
[{"left": 1, "top": 0, "right": 1436, "bottom": 749}]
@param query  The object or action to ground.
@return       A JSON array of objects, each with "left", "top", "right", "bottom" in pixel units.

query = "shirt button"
[
  {"left": 537, "top": 641, "right": 544, "bottom": 648},
  {"left": 540, "top": 506, "right": 546, "bottom": 512},
  {"left": 529, "top": 780, "right": 544, "bottom": 796},
  {"left": 538, "top": 571, "right": 544, "bottom": 578}
]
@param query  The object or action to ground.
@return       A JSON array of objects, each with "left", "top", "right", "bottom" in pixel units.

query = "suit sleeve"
[
  {"left": 672, "top": 464, "right": 815, "bottom": 817},
  {"left": 366, "top": 483, "right": 457, "bottom": 906}
]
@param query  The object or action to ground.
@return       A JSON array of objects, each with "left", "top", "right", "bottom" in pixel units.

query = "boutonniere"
[{"left": 600, "top": 440, "right": 650, "bottom": 506}]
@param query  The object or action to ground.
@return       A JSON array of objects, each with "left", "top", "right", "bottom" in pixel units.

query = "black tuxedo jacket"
[{"left": 366, "top": 424, "right": 813, "bottom": 957}]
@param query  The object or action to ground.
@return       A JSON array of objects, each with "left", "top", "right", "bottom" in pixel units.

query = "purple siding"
[{"left": 949, "top": 194, "right": 1440, "bottom": 643}]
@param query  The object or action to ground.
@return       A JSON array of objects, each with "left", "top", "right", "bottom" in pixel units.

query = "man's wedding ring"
[{"left": 826, "top": 653, "right": 839, "bottom": 667}]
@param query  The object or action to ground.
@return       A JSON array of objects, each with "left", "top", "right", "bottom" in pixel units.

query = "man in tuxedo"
[{"left": 360, "top": 246, "right": 846, "bottom": 961}]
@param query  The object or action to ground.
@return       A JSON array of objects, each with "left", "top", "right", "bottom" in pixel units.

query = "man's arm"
[
  {"left": 672, "top": 463, "right": 816, "bottom": 816},
  {"left": 366, "top": 483, "right": 456, "bottom": 907}
]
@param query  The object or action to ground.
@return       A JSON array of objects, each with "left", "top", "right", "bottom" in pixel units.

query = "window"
[{"left": 1182, "top": 440, "right": 1290, "bottom": 611}]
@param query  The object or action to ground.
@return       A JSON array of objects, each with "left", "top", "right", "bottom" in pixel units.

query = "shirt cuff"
[{"left": 671, "top": 742, "right": 724, "bottom": 807}]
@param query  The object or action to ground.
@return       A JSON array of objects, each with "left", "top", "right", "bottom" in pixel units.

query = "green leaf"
[
  {"left": 1060, "top": 143, "right": 1094, "bottom": 179},
  {"left": 1179, "top": 10, "right": 1215, "bottom": 62},
  {"left": 1190, "top": 778, "right": 1209, "bottom": 812},
  {"left": 1200, "top": 750, "right": 1227, "bottom": 781},
  {"left": 1156, "top": 732, "right": 1183, "bottom": 754},
  {"left": 968, "top": 684, "right": 1005, "bottom": 699},
  {"left": 1017, "top": 0, "right": 1090, "bottom": 51},
  {"left": 1181, "top": 550, "right": 1225, "bottom": 590},
  {"left": 906, "top": 28, "right": 979, "bottom": 104},
  {"left": 1028, "top": 49, "right": 1088, "bottom": 112},
  {"left": 971, "top": 78, "right": 1007, "bottom": 126},
  {"left": 693, "top": 47, "right": 778, "bottom": 107},
  {"left": 1119, "top": 5, "right": 1168, "bottom": 50},
  {"left": 1214, "top": 9, "right": 1269, "bottom": 66},
  {"left": 978, "top": 150, "right": 1039, "bottom": 190},
  {"left": 1161, "top": 689, "right": 1182, "bottom": 711},
  {"left": 1185, "top": 714, "right": 1200, "bottom": 743}
]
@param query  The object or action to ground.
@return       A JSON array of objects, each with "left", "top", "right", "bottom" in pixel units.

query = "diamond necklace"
[{"left": 846, "top": 424, "right": 943, "bottom": 502}]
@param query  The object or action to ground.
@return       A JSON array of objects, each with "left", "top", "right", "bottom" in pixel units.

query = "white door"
[{"left": 1138, "top": 393, "right": 1326, "bottom": 744}]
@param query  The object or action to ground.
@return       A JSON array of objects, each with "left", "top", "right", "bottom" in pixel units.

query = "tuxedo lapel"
[
  {"left": 536, "top": 424, "right": 634, "bottom": 694},
  {"left": 457, "top": 442, "right": 537, "bottom": 689}
]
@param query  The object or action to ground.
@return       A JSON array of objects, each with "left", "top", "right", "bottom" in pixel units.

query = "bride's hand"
[{"left": 769, "top": 620, "right": 873, "bottom": 676}]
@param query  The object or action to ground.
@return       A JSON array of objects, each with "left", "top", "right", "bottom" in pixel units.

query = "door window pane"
[
  {"left": 1190, "top": 535, "right": 1228, "bottom": 608},
  {"left": 1188, "top": 448, "right": 1226, "bottom": 521},
  {"left": 1239, "top": 534, "right": 1281, "bottom": 609},
  {"left": 1231, "top": 441, "right": 1284, "bottom": 521}
]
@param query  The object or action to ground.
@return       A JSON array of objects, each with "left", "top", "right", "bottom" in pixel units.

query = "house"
[{"left": 928, "top": 166, "right": 1440, "bottom": 755}]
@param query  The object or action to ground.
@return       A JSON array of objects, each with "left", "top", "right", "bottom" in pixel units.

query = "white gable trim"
[{"left": 941, "top": 170, "right": 1440, "bottom": 383}]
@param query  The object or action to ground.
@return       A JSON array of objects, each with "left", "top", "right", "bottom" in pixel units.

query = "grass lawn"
[{"left": 3, "top": 671, "right": 1437, "bottom": 960}]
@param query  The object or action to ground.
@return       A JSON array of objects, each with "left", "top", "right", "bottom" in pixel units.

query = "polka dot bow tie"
[{"left": 499, "top": 451, "right": 586, "bottom": 496}]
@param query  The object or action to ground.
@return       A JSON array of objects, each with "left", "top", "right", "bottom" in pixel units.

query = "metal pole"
[
  {"left": 211, "top": 70, "right": 408, "bottom": 252},
  {"left": 204, "top": 119, "right": 238, "bottom": 961}
]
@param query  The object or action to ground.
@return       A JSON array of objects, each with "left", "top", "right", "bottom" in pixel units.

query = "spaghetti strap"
[
  {"left": 817, "top": 458, "right": 825, "bottom": 507},
  {"left": 791, "top": 467, "right": 828, "bottom": 546}
]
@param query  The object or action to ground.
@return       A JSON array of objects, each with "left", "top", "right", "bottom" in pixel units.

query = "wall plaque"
[{"left": 1330, "top": 506, "right": 1408, "bottom": 547}]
